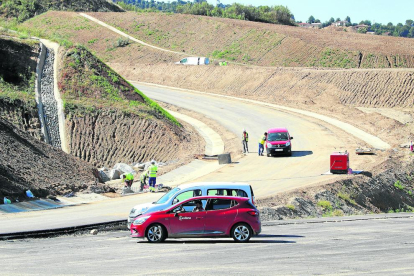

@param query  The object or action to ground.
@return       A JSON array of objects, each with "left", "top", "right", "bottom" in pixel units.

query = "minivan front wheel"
[
  {"left": 232, "top": 223, "right": 252, "bottom": 242},
  {"left": 146, "top": 224, "right": 166, "bottom": 243}
]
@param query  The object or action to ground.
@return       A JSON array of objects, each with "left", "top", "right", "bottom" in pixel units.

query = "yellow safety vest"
[
  {"left": 140, "top": 171, "right": 148, "bottom": 181},
  {"left": 259, "top": 135, "right": 266, "bottom": 145},
  {"left": 149, "top": 165, "right": 158, "bottom": 177},
  {"left": 126, "top": 173, "right": 134, "bottom": 181},
  {"left": 243, "top": 132, "right": 249, "bottom": 142}
]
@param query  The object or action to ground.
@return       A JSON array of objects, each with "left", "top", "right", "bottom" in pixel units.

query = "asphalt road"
[
  {"left": 134, "top": 83, "right": 375, "bottom": 196},
  {"left": 2, "top": 215, "right": 413, "bottom": 275}
]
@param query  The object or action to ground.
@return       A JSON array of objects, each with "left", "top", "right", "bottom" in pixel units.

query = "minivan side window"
[
  {"left": 174, "top": 189, "right": 201, "bottom": 203},
  {"left": 207, "top": 189, "right": 248, "bottom": 198},
  {"left": 180, "top": 58, "right": 187, "bottom": 64}
]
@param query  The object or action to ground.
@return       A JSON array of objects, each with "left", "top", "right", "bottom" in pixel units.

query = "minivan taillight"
[{"left": 247, "top": 211, "right": 259, "bottom": 216}]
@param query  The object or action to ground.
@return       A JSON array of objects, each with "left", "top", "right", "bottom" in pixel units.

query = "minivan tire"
[
  {"left": 232, "top": 223, "right": 252, "bottom": 243},
  {"left": 146, "top": 224, "right": 167, "bottom": 243}
]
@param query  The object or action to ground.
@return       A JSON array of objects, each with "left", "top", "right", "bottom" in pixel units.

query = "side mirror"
[
  {"left": 290, "top": 137, "right": 293, "bottom": 140},
  {"left": 173, "top": 198, "right": 179, "bottom": 204},
  {"left": 174, "top": 212, "right": 179, "bottom": 217}
]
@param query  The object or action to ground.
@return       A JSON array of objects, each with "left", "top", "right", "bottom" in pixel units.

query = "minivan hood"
[
  {"left": 130, "top": 202, "right": 156, "bottom": 217},
  {"left": 268, "top": 141, "right": 289, "bottom": 145}
]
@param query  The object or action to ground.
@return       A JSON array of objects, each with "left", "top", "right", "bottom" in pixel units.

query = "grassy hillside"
[
  {"left": 59, "top": 45, "right": 180, "bottom": 126},
  {"left": 90, "top": 12, "right": 414, "bottom": 69}
]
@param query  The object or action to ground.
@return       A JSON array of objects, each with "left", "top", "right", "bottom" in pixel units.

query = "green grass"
[
  {"left": 337, "top": 192, "right": 357, "bottom": 205},
  {"left": 317, "top": 200, "right": 332, "bottom": 211},
  {"left": 59, "top": 46, "right": 180, "bottom": 126},
  {"left": 286, "top": 204, "right": 295, "bottom": 211},
  {"left": 0, "top": 73, "right": 36, "bottom": 106},
  {"left": 394, "top": 180, "right": 404, "bottom": 190}
]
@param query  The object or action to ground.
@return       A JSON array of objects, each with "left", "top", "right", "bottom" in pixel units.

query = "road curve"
[{"left": 132, "top": 82, "right": 376, "bottom": 197}]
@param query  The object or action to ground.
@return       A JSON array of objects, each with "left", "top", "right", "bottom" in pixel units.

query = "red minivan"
[
  {"left": 266, "top": 128, "right": 293, "bottom": 157},
  {"left": 130, "top": 196, "right": 261, "bottom": 243}
]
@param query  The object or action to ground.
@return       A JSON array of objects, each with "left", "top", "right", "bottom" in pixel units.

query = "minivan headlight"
[
  {"left": 286, "top": 141, "right": 291, "bottom": 147},
  {"left": 267, "top": 143, "right": 273, "bottom": 148},
  {"left": 133, "top": 216, "right": 151, "bottom": 225}
]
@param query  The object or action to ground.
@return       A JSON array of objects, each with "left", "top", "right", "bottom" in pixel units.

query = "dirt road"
[{"left": 133, "top": 83, "right": 378, "bottom": 197}]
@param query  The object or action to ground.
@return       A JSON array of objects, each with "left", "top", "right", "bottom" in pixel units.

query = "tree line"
[
  {"left": 114, "top": 0, "right": 295, "bottom": 26},
  {"left": 304, "top": 15, "right": 414, "bottom": 38}
]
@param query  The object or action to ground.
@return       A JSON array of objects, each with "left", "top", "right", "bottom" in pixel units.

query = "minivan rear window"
[{"left": 207, "top": 189, "right": 248, "bottom": 198}]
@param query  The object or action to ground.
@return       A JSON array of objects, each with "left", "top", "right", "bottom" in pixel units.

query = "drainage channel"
[
  {"left": 38, "top": 45, "right": 62, "bottom": 148},
  {"left": 0, "top": 220, "right": 127, "bottom": 240}
]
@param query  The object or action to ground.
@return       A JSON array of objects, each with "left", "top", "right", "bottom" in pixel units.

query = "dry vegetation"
[{"left": 91, "top": 12, "right": 414, "bottom": 68}]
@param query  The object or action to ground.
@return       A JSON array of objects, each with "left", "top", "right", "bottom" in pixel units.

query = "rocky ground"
[
  {"left": 0, "top": 117, "right": 104, "bottom": 201},
  {"left": 40, "top": 47, "right": 61, "bottom": 148}
]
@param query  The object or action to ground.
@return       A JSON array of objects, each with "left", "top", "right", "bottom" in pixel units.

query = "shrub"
[
  {"left": 115, "top": 37, "right": 130, "bottom": 47},
  {"left": 337, "top": 192, "right": 357, "bottom": 205},
  {"left": 317, "top": 200, "right": 332, "bottom": 211},
  {"left": 333, "top": 210, "right": 344, "bottom": 216},
  {"left": 394, "top": 180, "right": 404, "bottom": 190},
  {"left": 286, "top": 204, "right": 295, "bottom": 211}
]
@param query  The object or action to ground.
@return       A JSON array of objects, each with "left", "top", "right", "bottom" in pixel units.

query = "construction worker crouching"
[
  {"left": 148, "top": 160, "right": 158, "bottom": 192},
  {"left": 123, "top": 173, "right": 134, "bottom": 188},
  {"left": 140, "top": 170, "right": 148, "bottom": 192}
]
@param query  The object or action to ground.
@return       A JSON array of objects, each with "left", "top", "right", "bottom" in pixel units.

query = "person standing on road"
[
  {"left": 123, "top": 173, "right": 134, "bottom": 188},
  {"left": 148, "top": 160, "right": 158, "bottom": 192},
  {"left": 242, "top": 129, "right": 249, "bottom": 154},
  {"left": 258, "top": 132, "right": 267, "bottom": 156}
]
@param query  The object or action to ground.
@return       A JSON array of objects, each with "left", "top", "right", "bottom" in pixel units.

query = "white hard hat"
[{"left": 151, "top": 160, "right": 156, "bottom": 164}]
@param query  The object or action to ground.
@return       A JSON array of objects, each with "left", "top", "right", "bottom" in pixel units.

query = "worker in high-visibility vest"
[
  {"left": 140, "top": 170, "right": 148, "bottom": 192},
  {"left": 242, "top": 129, "right": 249, "bottom": 154},
  {"left": 123, "top": 173, "right": 134, "bottom": 188},
  {"left": 258, "top": 132, "right": 267, "bottom": 156},
  {"left": 148, "top": 160, "right": 158, "bottom": 192}
]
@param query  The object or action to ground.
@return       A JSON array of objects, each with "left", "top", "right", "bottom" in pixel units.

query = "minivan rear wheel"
[{"left": 232, "top": 223, "right": 252, "bottom": 243}]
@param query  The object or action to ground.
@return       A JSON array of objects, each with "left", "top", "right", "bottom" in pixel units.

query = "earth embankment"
[
  {"left": 0, "top": 117, "right": 99, "bottom": 201},
  {"left": 65, "top": 107, "right": 195, "bottom": 168},
  {"left": 58, "top": 46, "right": 198, "bottom": 167}
]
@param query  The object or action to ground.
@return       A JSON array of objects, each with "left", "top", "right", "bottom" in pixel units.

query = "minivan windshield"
[
  {"left": 267, "top": 132, "right": 289, "bottom": 141},
  {"left": 155, "top": 187, "right": 181, "bottom": 204}
]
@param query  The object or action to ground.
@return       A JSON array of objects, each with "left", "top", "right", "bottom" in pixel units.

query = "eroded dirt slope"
[
  {"left": 66, "top": 107, "right": 196, "bottom": 167},
  {"left": 0, "top": 117, "right": 98, "bottom": 200}
]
